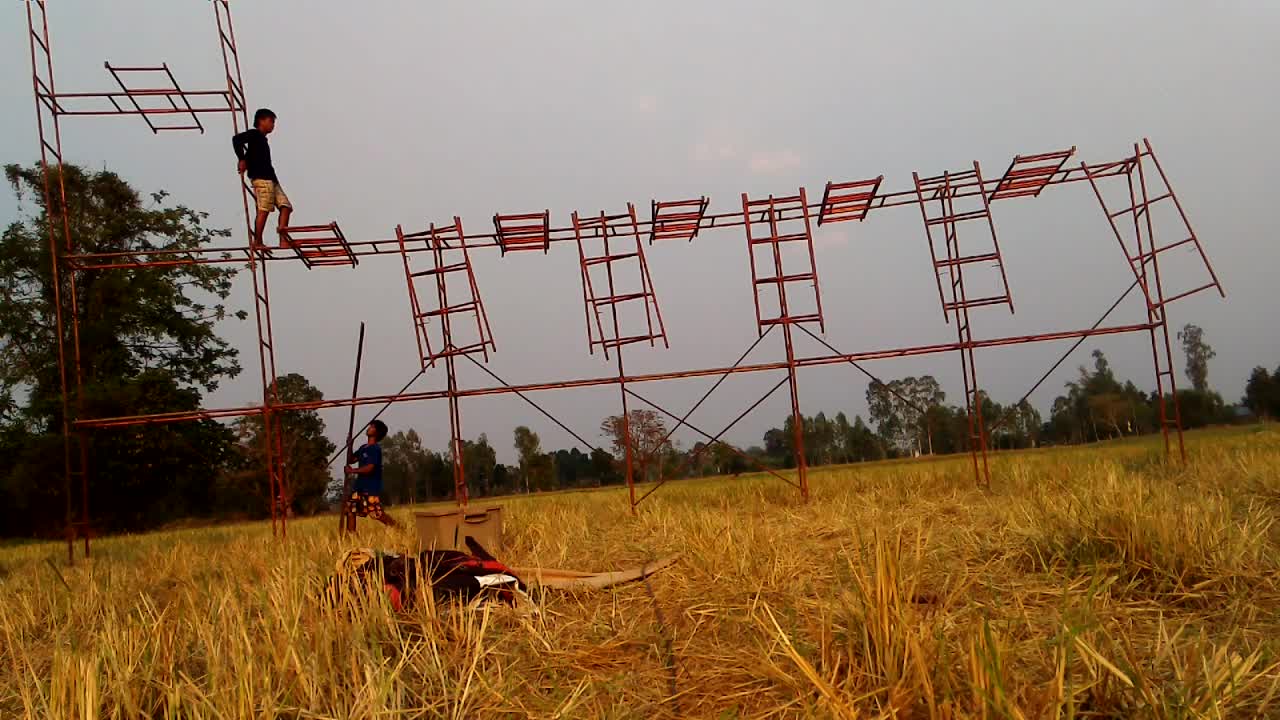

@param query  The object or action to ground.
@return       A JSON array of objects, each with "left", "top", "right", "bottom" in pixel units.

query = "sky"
[{"left": 2, "top": 1, "right": 1277, "bottom": 465}]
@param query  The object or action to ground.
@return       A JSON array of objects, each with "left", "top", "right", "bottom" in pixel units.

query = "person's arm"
[
  {"left": 345, "top": 463, "right": 375, "bottom": 476},
  {"left": 231, "top": 130, "right": 250, "bottom": 173}
]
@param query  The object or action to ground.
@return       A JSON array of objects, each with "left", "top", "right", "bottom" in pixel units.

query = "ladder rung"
[
  {"left": 575, "top": 213, "right": 632, "bottom": 227},
  {"left": 934, "top": 252, "right": 1000, "bottom": 269},
  {"left": 655, "top": 210, "right": 702, "bottom": 222},
  {"left": 1108, "top": 193, "right": 1170, "bottom": 219},
  {"left": 755, "top": 273, "right": 815, "bottom": 285},
  {"left": 1133, "top": 236, "right": 1197, "bottom": 265},
  {"left": 583, "top": 252, "right": 639, "bottom": 267},
  {"left": 652, "top": 223, "right": 700, "bottom": 238},
  {"left": 600, "top": 334, "right": 662, "bottom": 350},
  {"left": 280, "top": 224, "right": 338, "bottom": 234},
  {"left": 759, "top": 313, "right": 822, "bottom": 326},
  {"left": 944, "top": 295, "right": 1009, "bottom": 311},
  {"left": 590, "top": 291, "right": 648, "bottom": 306},
  {"left": 744, "top": 196, "right": 803, "bottom": 209},
  {"left": 750, "top": 232, "right": 809, "bottom": 245},
  {"left": 1003, "top": 164, "right": 1058, "bottom": 181},
  {"left": 926, "top": 208, "right": 988, "bottom": 226},
  {"left": 411, "top": 262, "right": 469, "bottom": 277},
  {"left": 420, "top": 301, "right": 478, "bottom": 318},
  {"left": 1155, "top": 282, "right": 1216, "bottom": 307},
  {"left": 990, "top": 187, "right": 1043, "bottom": 200},
  {"left": 427, "top": 342, "right": 492, "bottom": 360},
  {"left": 916, "top": 169, "right": 978, "bottom": 186}
]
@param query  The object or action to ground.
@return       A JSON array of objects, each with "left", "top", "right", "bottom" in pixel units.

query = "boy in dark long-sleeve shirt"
[
  {"left": 232, "top": 108, "right": 293, "bottom": 248},
  {"left": 344, "top": 420, "right": 400, "bottom": 533}
]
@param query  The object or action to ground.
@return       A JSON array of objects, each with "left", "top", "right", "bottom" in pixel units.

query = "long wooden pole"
[{"left": 338, "top": 322, "right": 366, "bottom": 534}]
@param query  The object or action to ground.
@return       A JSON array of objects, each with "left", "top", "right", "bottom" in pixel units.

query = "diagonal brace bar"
[
  {"left": 628, "top": 377, "right": 799, "bottom": 507},
  {"left": 986, "top": 277, "right": 1140, "bottom": 435},
  {"left": 635, "top": 325, "right": 774, "bottom": 470}
]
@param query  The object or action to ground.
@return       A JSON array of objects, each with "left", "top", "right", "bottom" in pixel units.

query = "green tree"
[
  {"left": 904, "top": 376, "right": 945, "bottom": 454},
  {"left": 763, "top": 424, "right": 794, "bottom": 467},
  {"left": 589, "top": 447, "right": 622, "bottom": 486},
  {"left": 866, "top": 377, "right": 944, "bottom": 455},
  {"left": 1010, "top": 399, "right": 1042, "bottom": 448},
  {"left": 232, "top": 374, "right": 336, "bottom": 515},
  {"left": 1178, "top": 323, "right": 1216, "bottom": 393},
  {"left": 1173, "top": 389, "right": 1226, "bottom": 429},
  {"left": 600, "top": 410, "right": 671, "bottom": 483},
  {"left": 513, "top": 425, "right": 542, "bottom": 493},
  {"left": 459, "top": 434, "right": 497, "bottom": 497},
  {"left": 845, "top": 414, "right": 886, "bottom": 461},
  {"left": 866, "top": 380, "right": 905, "bottom": 452},
  {"left": 1, "top": 163, "right": 242, "bottom": 535},
  {"left": 383, "top": 428, "right": 429, "bottom": 504},
  {"left": 1243, "top": 366, "right": 1280, "bottom": 419},
  {"left": 525, "top": 452, "right": 557, "bottom": 492},
  {"left": 806, "top": 412, "right": 835, "bottom": 466}
]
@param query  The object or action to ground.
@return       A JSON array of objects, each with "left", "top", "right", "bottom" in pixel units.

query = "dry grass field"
[{"left": 2, "top": 425, "right": 1279, "bottom": 718}]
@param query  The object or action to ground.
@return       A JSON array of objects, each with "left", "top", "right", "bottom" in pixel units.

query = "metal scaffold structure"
[{"left": 24, "top": 2, "right": 1224, "bottom": 564}]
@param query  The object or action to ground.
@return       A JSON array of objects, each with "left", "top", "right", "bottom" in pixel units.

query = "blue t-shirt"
[{"left": 352, "top": 443, "right": 383, "bottom": 495}]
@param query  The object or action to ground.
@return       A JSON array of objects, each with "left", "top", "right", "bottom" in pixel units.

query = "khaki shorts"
[{"left": 251, "top": 179, "right": 292, "bottom": 213}]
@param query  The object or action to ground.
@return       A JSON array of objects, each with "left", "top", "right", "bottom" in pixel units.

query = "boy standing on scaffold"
[
  {"left": 344, "top": 420, "right": 401, "bottom": 533},
  {"left": 232, "top": 107, "right": 293, "bottom": 249}
]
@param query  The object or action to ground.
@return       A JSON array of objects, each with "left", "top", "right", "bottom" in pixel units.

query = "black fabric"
[
  {"left": 423, "top": 550, "right": 525, "bottom": 605},
  {"left": 322, "top": 545, "right": 525, "bottom": 610},
  {"left": 231, "top": 128, "right": 277, "bottom": 182}
]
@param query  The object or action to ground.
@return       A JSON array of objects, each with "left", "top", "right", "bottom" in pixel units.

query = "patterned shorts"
[
  {"left": 251, "top": 179, "right": 291, "bottom": 213},
  {"left": 348, "top": 491, "right": 386, "bottom": 519}
]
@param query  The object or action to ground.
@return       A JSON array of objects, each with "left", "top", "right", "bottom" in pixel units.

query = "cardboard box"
[{"left": 413, "top": 505, "right": 503, "bottom": 554}]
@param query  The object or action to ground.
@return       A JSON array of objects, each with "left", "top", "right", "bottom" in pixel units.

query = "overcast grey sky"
[{"left": 2, "top": 1, "right": 1277, "bottom": 465}]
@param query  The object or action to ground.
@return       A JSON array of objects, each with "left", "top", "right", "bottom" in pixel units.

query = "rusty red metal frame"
[
  {"left": 26, "top": 2, "right": 1226, "bottom": 558},
  {"left": 1084, "top": 140, "right": 1224, "bottom": 461},
  {"left": 398, "top": 218, "right": 495, "bottom": 368},
  {"left": 988, "top": 148, "right": 1077, "bottom": 201},
  {"left": 397, "top": 217, "right": 496, "bottom": 502},
  {"left": 818, "top": 176, "right": 883, "bottom": 225},
  {"left": 280, "top": 223, "right": 357, "bottom": 269},
  {"left": 24, "top": 0, "right": 294, "bottom": 561},
  {"left": 911, "top": 161, "right": 1014, "bottom": 485},
  {"left": 46, "top": 62, "right": 239, "bottom": 127},
  {"left": 571, "top": 204, "right": 671, "bottom": 508},
  {"left": 73, "top": 321, "right": 1166, "bottom": 428},
  {"left": 67, "top": 160, "right": 1148, "bottom": 272},
  {"left": 650, "top": 197, "right": 710, "bottom": 243},
  {"left": 742, "top": 189, "right": 824, "bottom": 500},
  {"left": 493, "top": 211, "right": 551, "bottom": 254}
]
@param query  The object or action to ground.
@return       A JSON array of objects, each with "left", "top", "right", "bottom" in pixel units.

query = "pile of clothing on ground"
[
  {"left": 320, "top": 538, "right": 680, "bottom": 612},
  {"left": 321, "top": 539, "right": 528, "bottom": 611}
]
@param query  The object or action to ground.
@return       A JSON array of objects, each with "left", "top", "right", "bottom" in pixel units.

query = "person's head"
[
  {"left": 367, "top": 420, "right": 388, "bottom": 443},
  {"left": 253, "top": 108, "right": 277, "bottom": 134}
]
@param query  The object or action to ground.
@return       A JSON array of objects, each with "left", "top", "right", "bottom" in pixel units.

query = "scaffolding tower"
[{"left": 23, "top": 2, "right": 1225, "bottom": 564}]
